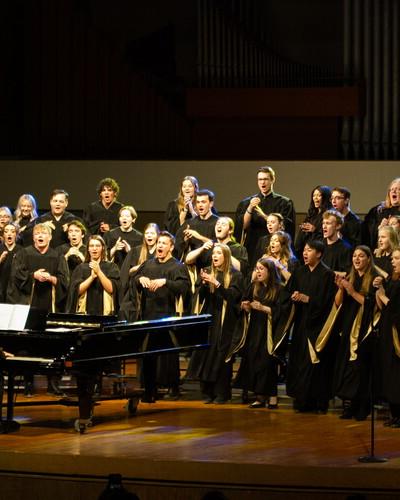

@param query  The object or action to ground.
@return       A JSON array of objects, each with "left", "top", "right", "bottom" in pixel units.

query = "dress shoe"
[
  {"left": 249, "top": 400, "right": 266, "bottom": 409},
  {"left": 390, "top": 417, "right": 400, "bottom": 428},
  {"left": 384, "top": 416, "right": 399, "bottom": 427},
  {"left": 339, "top": 408, "right": 353, "bottom": 419},
  {"left": 267, "top": 403, "right": 278, "bottom": 409},
  {"left": 214, "top": 397, "right": 229, "bottom": 404},
  {"left": 203, "top": 397, "right": 214, "bottom": 404},
  {"left": 164, "top": 388, "right": 181, "bottom": 401},
  {"left": 24, "top": 383, "right": 34, "bottom": 397}
]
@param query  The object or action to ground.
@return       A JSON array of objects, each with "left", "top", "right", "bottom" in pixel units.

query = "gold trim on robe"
[
  {"left": 315, "top": 303, "right": 342, "bottom": 353},
  {"left": 308, "top": 302, "right": 342, "bottom": 364},
  {"left": 225, "top": 312, "right": 249, "bottom": 362},
  {"left": 393, "top": 326, "right": 400, "bottom": 358},
  {"left": 272, "top": 303, "right": 295, "bottom": 355},
  {"left": 266, "top": 313, "right": 274, "bottom": 355}
]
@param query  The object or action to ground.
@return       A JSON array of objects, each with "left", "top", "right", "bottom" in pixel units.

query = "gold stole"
[
  {"left": 77, "top": 290, "right": 114, "bottom": 315},
  {"left": 393, "top": 326, "right": 400, "bottom": 358},
  {"left": 308, "top": 303, "right": 342, "bottom": 364},
  {"left": 30, "top": 281, "right": 56, "bottom": 313}
]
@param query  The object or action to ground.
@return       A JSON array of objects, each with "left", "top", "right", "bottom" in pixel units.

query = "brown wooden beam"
[{"left": 186, "top": 86, "right": 363, "bottom": 118}]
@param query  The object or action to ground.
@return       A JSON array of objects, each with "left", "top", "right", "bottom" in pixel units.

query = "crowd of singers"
[{"left": 1, "top": 169, "right": 400, "bottom": 429}]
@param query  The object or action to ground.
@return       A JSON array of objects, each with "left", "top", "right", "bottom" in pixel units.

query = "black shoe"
[
  {"left": 267, "top": 403, "right": 278, "bottom": 409},
  {"left": 390, "top": 417, "right": 400, "bottom": 428},
  {"left": 249, "top": 400, "right": 266, "bottom": 409},
  {"left": 384, "top": 416, "right": 399, "bottom": 427},
  {"left": 203, "top": 397, "right": 214, "bottom": 404},
  {"left": 214, "top": 397, "right": 229, "bottom": 404},
  {"left": 164, "top": 388, "right": 181, "bottom": 400},
  {"left": 24, "top": 381, "right": 34, "bottom": 396},
  {"left": 340, "top": 408, "right": 353, "bottom": 419},
  {"left": 241, "top": 391, "right": 249, "bottom": 404}
]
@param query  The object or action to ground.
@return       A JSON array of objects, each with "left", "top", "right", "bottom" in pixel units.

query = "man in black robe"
[
  {"left": 331, "top": 187, "right": 362, "bottom": 248},
  {"left": 83, "top": 177, "right": 123, "bottom": 236},
  {"left": 31, "top": 189, "right": 79, "bottom": 249},
  {"left": 135, "top": 231, "right": 190, "bottom": 401},
  {"left": 286, "top": 240, "right": 337, "bottom": 413},
  {"left": 322, "top": 210, "right": 352, "bottom": 275},
  {"left": 174, "top": 189, "right": 219, "bottom": 261},
  {"left": 7, "top": 223, "right": 69, "bottom": 395},
  {"left": 234, "top": 166, "right": 295, "bottom": 265}
]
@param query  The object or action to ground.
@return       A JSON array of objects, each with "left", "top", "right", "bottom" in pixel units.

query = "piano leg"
[
  {"left": 74, "top": 372, "right": 96, "bottom": 433},
  {"left": 0, "top": 370, "right": 21, "bottom": 434}
]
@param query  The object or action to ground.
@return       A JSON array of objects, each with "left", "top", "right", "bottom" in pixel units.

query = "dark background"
[{"left": 1, "top": 0, "right": 397, "bottom": 162}]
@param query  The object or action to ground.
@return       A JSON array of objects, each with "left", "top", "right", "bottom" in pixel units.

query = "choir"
[{"left": 1, "top": 171, "right": 400, "bottom": 428}]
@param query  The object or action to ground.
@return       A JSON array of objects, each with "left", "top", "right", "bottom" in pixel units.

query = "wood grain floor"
[{"left": 1, "top": 378, "right": 400, "bottom": 498}]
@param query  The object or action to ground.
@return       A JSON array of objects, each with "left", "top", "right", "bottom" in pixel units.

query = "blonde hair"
[
  {"left": 14, "top": 194, "right": 38, "bottom": 223},
  {"left": 384, "top": 178, "right": 400, "bottom": 208},
  {"left": 375, "top": 225, "right": 399, "bottom": 257},
  {"left": 119, "top": 205, "right": 137, "bottom": 223},
  {"left": 138, "top": 223, "right": 160, "bottom": 265}
]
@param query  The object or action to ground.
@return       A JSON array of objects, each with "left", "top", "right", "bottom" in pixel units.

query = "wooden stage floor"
[{"left": 1, "top": 381, "right": 400, "bottom": 499}]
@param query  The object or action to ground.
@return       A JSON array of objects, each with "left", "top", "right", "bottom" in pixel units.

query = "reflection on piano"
[{"left": 0, "top": 313, "right": 211, "bottom": 434}]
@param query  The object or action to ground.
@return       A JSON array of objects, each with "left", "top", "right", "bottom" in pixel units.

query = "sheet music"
[{"left": 0, "top": 304, "right": 30, "bottom": 331}]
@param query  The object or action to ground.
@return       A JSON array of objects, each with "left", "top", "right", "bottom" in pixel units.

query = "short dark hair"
[
  {"left": 96, "top": 178, "right": 120, "bottom": 197},
  {"left": 332, "top": 186, "right": 351, "bottom": 199},
  {"left": 197, "top": 189, "right": 215, "bottom": 202},
  {"left": 305, "top": 239, "right": 325, "bottom": 255},
  {"left": 50, "top": 189, "right": 69, "bottom": 200},
  {"left": 158, "top": 230, "right": 175, "bottom": 245}
]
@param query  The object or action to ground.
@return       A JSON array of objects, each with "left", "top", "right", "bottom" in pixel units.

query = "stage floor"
[{"left": 1, "top": 380, "right": 400, "bottom": 499}]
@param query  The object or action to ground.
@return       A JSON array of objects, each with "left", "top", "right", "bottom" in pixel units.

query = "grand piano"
[{"left": 0, "top": 313, "right": 211, "bottom": 433}]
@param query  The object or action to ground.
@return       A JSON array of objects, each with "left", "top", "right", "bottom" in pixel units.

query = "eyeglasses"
[{"left": 331, "top": 196, "right": 345, "bottom": 200}]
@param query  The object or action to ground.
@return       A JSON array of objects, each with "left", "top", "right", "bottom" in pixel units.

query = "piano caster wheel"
[
  {"left": 74, "top": 418, "right": 92, "bottom": 434},
  {"left": 127, "top": 397, "right": 139, "bottom": 415}
]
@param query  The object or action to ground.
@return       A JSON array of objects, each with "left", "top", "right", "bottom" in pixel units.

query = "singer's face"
[
  {"left": 352, "top": 249, "right": 369, "bottom": 273},
  {"left": 181, "top": 180, "right": 195, "bottom": 198},
  {"left": 196, "top": 195, "right": 213, "bottom": 217},
  {"left": 267, "top": 215, "right": 282, "bottom": 233},
  {"left": 389, "top": 181, "right": 400, "bottom": 206},
  {"left": 257, "top": 173, "right": 273, "bottom": 195},
  {"left": 392, "top": 249, "right": 400, "bottom": 274}
]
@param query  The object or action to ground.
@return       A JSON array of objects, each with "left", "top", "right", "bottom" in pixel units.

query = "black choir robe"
[
  {"left": 67, "top": 261, "right": 120, "bottom": 315},
  {"left": 34, "top": 211, "right": 79, "bottom": 248},
  {"left": 83, "top": 200, "right": 123, "bottom": 235},
  {"left": 174, "top": 214, "right": 219, "bottom": 260},
  {"left": 232, "top": 282, "right": 293, "bottom": 397},
  {"left": 104, "top": 227, "right": 143, "bottom": 268},
  {"left": 188, "top": 269, "right": 244, "bottom": 401},
  {"left": 322, "top": 238, "right": 352, "bottom": 274},
  {"left": 333, "top": 273, "right": 379, "bottom": 414},
  {"left": 286, "top": 261, "right": 337, "bottom": 411},
  {"left": 234, "top": 191, "right": 295, "bottom": 264},
  {"left": 0, "top": 243, "right": 23, "bottom": 302},
  {"left": 135, "top": 256, "right": 191, "bottom": 389},
  {"left": 378, "top": 279, "right": 400, "bottom": 406},
  {"left": 57, "top": 243, "right": 87, "bottom": 275},
  {"left": 7, "top": 246, "right": 69, "bottom": 312}
]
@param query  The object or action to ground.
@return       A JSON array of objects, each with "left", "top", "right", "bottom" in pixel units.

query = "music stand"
[{"left": 358, "top": 322, "right": 387, "bottom": 463}]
